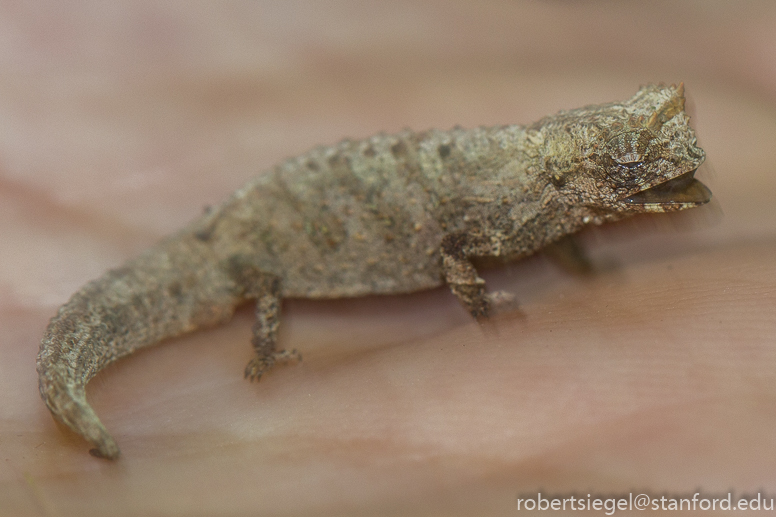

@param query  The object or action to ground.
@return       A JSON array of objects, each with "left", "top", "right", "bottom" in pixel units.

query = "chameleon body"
[{"left": 37, "top": 84, "right": 709, "bottom": 459}]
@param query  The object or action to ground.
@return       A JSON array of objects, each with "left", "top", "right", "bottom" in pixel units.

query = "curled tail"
[{"left": 36, "top": 236, "right": 240, "bottom": 459}]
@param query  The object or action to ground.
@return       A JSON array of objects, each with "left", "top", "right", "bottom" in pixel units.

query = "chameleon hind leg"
[{"left": 235, "top": 264, "right": 301, "bottom": 381}]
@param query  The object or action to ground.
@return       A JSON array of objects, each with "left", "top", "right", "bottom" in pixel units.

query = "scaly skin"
[{"left": 37, "top": 84, "right": 709, "bottom": 459}]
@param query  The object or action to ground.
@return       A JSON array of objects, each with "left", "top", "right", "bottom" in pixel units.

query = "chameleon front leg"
[
  {"left": 228, "top": 258, "right": 301, "bottom": 381},
  {"left": 440, "top": 232, "right": 516, "bottom": 321}
]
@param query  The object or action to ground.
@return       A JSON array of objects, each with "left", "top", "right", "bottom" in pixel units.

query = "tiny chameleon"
[{"left": 37, "top": 84, "right": 710, "bottom": 459}]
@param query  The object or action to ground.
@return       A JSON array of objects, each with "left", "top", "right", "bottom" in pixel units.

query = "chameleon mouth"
[{"left": 624, "top": 170, "right": 711, "bottom": 209}]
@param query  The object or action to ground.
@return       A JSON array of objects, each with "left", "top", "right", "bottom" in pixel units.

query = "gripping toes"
[
  {"left": 486, "top": 290, "right": 519, "bottom": 315},
  {"left": 244, "top": 349, "right": 302, "bottom": 382}
]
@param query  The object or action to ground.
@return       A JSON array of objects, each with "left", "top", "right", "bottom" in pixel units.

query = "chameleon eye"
[
  {"left": 608, "top": 164, "right": 640, "bottom": 183},
  {"left": 606, "top": 129, "right": 653, "bottom": 166}
]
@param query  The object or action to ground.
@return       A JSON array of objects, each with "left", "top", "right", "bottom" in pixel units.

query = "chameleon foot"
[
  {"left": 244, "top": 349, "right": 302, "bottom": 382},
  {"left": 486, "top": 290, "right": 519, "bottom": 315}
]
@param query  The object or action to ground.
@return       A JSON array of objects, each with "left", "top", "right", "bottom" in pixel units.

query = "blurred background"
[{"left": 1, "top": 2, "right": 774, "bottom": 516}]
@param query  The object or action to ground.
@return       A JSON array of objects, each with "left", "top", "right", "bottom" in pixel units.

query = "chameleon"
[{"left": 36, "top": 83, "right": 710, "bottom": 459}]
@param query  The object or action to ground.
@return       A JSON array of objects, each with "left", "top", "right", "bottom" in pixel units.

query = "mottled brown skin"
[{"left": 37, "top": 84, "right": 709, "bottom": 459}]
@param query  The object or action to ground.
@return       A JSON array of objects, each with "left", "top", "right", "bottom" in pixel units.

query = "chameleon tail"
[
  {"left": 36, "top": 237, "right": 240, "bottom": 459},
  {"left": 36, "top": 365, "right": 120, "bottom": 459}
]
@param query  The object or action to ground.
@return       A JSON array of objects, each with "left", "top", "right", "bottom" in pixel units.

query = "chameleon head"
[{"left": 544, "top": 83, "right": 710, "bottom": 214}]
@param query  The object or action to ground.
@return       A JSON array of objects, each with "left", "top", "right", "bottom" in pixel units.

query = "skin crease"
[{"left": 2, "top": 1, "right": 776, "bottom": 515}]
